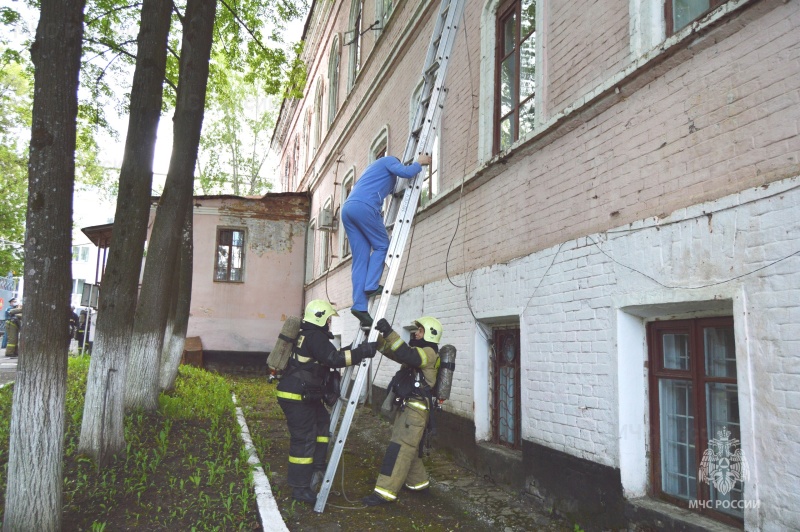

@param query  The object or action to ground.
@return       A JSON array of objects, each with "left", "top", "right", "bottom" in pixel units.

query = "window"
[
  {"left": 340, "top": 170, "right": 354, "bottom": 258},
  {"left": 492, "top": 327, "right": 521, "bottom": 449},
  {"left": 72, "top": 279, "right": 85, "bottom": 295},
  {"left": 72, "top": 246, "right": 90, "bottom": 262},
  {"left": 410, "top": 82, "right": 440, "bottom": 207},
  {"left": 370, "top": 129, "right": 390, "bottom": 215},
  {"left": 215, "top": 228, "right": 245, "bottom": 282},
  {"left": 284, "top": 160, "right": 291, "bottom": 192},
  {"left": 376, "top": 0, "right": 393, "bottom": 32},
  {"left": 328, "top": 36, "right": 341, "bottom": 127},
  {"left": 292, "top": 138, "right": 300, "bottom": 186},
  {"left": 305, "top": 220, "right": 316, "bottom": 283},
  {"left": 494, "top": 0, "right": 536, "bottom": 153},
  {"left": 313, "top": 78, "right": 324, "bottom": 154},
  {"left": 666, "top": 0, "right": 724, "bottom": 35},
  {"left": 318, "top": 198, "right": 333, "bottom": 273},
  {"left": 346, "top": 0, "right": 364, "bottom": 92},
  {"left": 648, "top": 317, "right": 743, "bottom": 524}
]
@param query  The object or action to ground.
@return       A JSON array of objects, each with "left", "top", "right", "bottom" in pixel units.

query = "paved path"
[{"left": 0, "top": 348, "right": 18, "bottom": 386}]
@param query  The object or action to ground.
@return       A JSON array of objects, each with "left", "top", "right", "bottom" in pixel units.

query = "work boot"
[
  {"left": 292, "top": 487, "right": 317, "bottom": 504},
  {"left": 362, "top": 492, "right": 392, "bottom": 506},
  {"left": 351, "top": 309, "right": 373, "bottom": 327},
  {"left": 310, "top": 469, "right": 324, "bottom": 491},
  {"left": 365, "top": 285, "right": 384, "bottom": 298}
]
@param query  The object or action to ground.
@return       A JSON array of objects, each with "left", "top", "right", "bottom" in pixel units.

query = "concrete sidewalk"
[{"left": 0, "top": 348, "right": 17, "bottom": 386}]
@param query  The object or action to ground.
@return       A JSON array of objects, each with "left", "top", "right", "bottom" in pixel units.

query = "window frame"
[
  {"left": 318, "top": 197, "right": 333, "bottom": 273},
  {"left": 493, "top": 0, "right": 536, "bottom": 155},
  {"left": 328, "top": 35, "right": 341, "bottom": 127},
  {"left": 214, "top": 227, "right": 246, "bottom": 283},
  {"left": 313, "top": 78, "right": 325, "bottom": 155},
  {"left": 347, "top": 0, "right": 364, "bottom": 93},
  {"left": 305, "top": 219, "right": 316, "bottom": 284},
  {"left": 491, "top": 326, "right": 521, "bottom": 450},
  {"left": 340, "top": 168, "right": 355, "bottom": 259},
  {"left": 410, "top": 82, "right": 441, "bottom": 208},
  {"left": 647, "top": 316, "right": 743, "bottom": 526}
]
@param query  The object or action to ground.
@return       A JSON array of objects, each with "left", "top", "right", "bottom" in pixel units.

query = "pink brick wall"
[{"left": 279, "top": 0, "right": 799, "bottom": 308}]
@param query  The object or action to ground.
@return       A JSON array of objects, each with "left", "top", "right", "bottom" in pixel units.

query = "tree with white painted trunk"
[
  {"left": 2, "top": 0, "right": 85, "bottom": 528},
  {"left": 125, "top": 0, "right": 217, "bottom": 411},
  {"left": 78, "top": 0, "right": 172, "bottom": 466},
  {"left": 159, "top": 199, "right": 194, "bottom": 392}
]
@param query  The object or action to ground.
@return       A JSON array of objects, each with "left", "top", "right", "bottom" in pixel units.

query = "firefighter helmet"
[
  {"left": 304, "top": 300, "right": 339, "bottom": 326},
  {"left": 413, "top": 316, "right": 442, "bottom": 343}
]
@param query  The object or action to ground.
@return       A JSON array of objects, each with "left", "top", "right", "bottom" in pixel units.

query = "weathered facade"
[
  {"left": 149, "top": 193, "right": 310, "bottom": 361},
  {"left": 272, "top": 0, "right": 800, "bottom": 528}
]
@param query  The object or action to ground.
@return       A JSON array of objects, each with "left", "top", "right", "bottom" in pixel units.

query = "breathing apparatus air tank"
[
  {"left": 266, "top": 315, "right": 301, "bottom": 373},
  {"left": 434, "top": 344, "right": 457, "bottom": 401}
]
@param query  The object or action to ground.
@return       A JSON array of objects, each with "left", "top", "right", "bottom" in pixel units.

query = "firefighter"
[
  {"left": 277, "top": 299, "right": 378, "bottom": 504},
  {"left": 362, "top": 316, "right": 442, "bottom": 506},
  {"left": 5, "top": 299, "right": 22, "bottom": 358}
]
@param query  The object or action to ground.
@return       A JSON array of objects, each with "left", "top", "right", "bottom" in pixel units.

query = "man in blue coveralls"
[{"left": 342, "top": 154, "right": 431, "bottom": 326}]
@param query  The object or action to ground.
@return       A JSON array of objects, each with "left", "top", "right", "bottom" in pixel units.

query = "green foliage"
[
  {"left": 197, "top": 69, "right": 277, "bottom": 196},
  {"left": 0, "top": 48, "right": 31, "bottom": 275}
]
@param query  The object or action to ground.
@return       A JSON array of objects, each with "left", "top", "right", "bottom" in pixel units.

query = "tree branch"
[{"left": 85, "top": 2, "right": 144, "bottom": 26}]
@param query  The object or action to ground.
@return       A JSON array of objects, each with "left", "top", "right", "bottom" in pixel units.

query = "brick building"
[{"left": 271, "top": 0, "right": 800, "bottom": 528}]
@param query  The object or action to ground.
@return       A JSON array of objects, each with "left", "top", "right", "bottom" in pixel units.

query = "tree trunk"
[
  {"left": 160, "top": 200, "right": 193, "bottom": 392},
  {"left": 125, "top": 0, "right": 217, "bottom": 411},
  {"left": 2, "top": 0, "right": 84, "bottom": 529},
  {"left": 78, "top": 0, "right": 172, "bottom": 466}
]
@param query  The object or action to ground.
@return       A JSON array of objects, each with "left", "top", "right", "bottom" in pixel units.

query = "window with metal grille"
[
  {"left": 494, "top": 0, "right": 536, "bottom": 154},
  {"left": 214, "top": 228, "right": 245, "bottom": 282},
  {"left": 492, "top": 327, "right": 521, "bottom": 449},
  {"left": 648, "top": 317, "right": 743, "bottom": 526}
]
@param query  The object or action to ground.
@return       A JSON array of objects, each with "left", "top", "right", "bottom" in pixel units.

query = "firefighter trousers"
[
  {"left": 278, "top": 398, "right": 330, "bottom": 487},
  {"left": 373, "top": 401, "right": 430, "bottom": 501}
]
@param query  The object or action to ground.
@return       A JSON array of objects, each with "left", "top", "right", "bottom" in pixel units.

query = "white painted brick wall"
[{"left": 339, "top": 176, "right": 799, "bottom": 529}]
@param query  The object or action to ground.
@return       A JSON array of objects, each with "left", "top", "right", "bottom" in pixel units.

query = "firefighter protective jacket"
[
  {"left": 277, "top": 321, "right": 370, "bottom": 401},
  {"left": 377, "top": 330, "right": 439, "bottom": 400}
]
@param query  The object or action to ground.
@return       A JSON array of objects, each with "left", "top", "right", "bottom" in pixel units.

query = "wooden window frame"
[
  {"left": 647, "top": 316, "right": 742, "bottom": 527},
  {"left": 493, "top": 0, "right": 535, "bottom": 155},
  {"left": 214, "top": 228, "right": 246, "bottom": 283},
  {"left": 665, "top": 0, "right": 725, "bottom": 36}
]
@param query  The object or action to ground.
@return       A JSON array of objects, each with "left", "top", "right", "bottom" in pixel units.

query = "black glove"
[
  {"left": 375, "top": 318, "right": 393, "bottom": 337},
  {"left": 356, "top": 342, "right": 378, "bottom": 359}
]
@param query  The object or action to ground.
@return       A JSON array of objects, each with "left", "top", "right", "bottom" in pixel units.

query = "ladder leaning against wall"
[{"left": 314, "top": 0, "right": 466, "bottom": 513}]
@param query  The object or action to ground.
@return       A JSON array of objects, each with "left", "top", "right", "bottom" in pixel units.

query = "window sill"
[{"left": 626, "top": 497, "right": 742, "bottom": 531}]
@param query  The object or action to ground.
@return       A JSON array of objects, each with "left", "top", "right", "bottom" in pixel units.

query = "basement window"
[
  {"left": 215, "top": 228, "right": 245, "bottom": 282},
  {"left": 648, "top": 317, "right": 744, "bottom": 526}
]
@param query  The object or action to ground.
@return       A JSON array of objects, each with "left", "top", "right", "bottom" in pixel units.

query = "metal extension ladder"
[{"left": 314, "top": 0, "right": 465, "bottom": 513}]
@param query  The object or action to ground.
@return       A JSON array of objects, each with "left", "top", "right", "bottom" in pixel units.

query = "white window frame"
[
  {"left": 376, "top": 0, "right": 394, "bottom": 34},
  {"left": 305, "top": 219, "right": 316, "bottom": 283},
  {"left": 410, "top": 82, "right": 441, "bottom": 208},
  {"left": 319, "top": 197, "right": 333, "bottom": 273},
  {"left": 478, "top": 0, "right": 544, "bottom": 162},
  {"left": 313, "top": 78, "right": 324, "bottom": 155},
  {"left": 339, "top": 167, "right": 356, "bottom": 260},
  {"left": 347, "top": 0, "right": 364, "bottom": 93},
  {"left": 328, "top": 35, "right": 341, "bottom": 127}
]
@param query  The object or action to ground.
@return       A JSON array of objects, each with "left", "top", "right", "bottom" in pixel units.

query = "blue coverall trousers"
[{"left": 341, "top": 200, "right": 388, "bottom": 311}]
